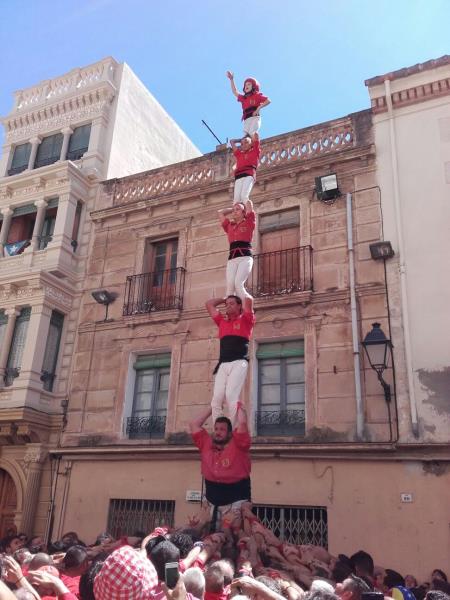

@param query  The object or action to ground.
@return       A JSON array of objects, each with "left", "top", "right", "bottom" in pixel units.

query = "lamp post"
[
  {"left": 91, "top": 290, "right": 117, "bottom": 322},
  {"left": 362, "top": 322, "right": 392, "bottom": 403}
]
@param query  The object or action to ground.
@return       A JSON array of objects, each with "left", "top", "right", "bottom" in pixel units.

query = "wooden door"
[
  {"left": 259, "top": 227, "right": 300, "bottom": 295},
  {"left": 143, "top": 239, "right": 178, "bottom": 310},
  {"left": 0, "top": 469, "right": 17, "bottom": 537}
]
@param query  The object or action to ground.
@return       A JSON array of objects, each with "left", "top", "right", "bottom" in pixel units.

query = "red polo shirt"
[
  {"left": 221, "top": 211, "right": 255, "bottom": 244},
  {"left": 192, "top": 428, "right": 251, "bottom": 483},
  {"left": 213, "top": 310, "right": 255, "bottom": 340},
  {"left": 233, "top": 140, "right": 261, "bottom": 179},
  {"left": 237, "top": 92, "right": 268, "bottom": 120}
]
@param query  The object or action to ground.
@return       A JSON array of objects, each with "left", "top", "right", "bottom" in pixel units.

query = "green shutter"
[
  {"left": 13, "top": 204, "right": 37, "bottom": 217},
  {"left": 256, "top": 340, "right": 304, "bottom": 359},
  {"left": 47, "top": 198, "right": 59, "bottom": 209},
  {"left": 134, "top": 353, "right": 171, "bottom": 370}
]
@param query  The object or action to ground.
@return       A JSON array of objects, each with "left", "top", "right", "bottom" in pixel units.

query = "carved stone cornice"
[{"left": 370, "top": 75, "right": 450, "bottom": 114}]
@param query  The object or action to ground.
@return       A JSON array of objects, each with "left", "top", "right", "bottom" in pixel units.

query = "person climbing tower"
[{"left": 226, "top": 71, "right": 271, "bottom": 136}]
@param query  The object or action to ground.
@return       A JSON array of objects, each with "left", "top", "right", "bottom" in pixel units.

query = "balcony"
[
  {"left": 247, "top": 245, "right": 313, "bottom": 298},
  {"left": 123, "top": 267, "right": 186, "bottom": 316},
  {"left": 126, "top": 415, "right": 166, "bottom": 439},
  {"left": 256, "top": 409, "right": 305, "bottom": 436}
]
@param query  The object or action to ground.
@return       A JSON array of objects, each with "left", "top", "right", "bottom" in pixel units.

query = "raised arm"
[
  {"left": 226, "top": 71, "right": 240, "bottom": 98},
  {"left": 243, "top": 294, "right": 253, "bottom": 314},
  {"left": 189, "top": 406, "right": 212, "bottom": 434},
  {"left": 205, "top": 296, "right": 225, "bottom": 319},
  {"left": 218, "top": 207, "right": 233, "bottom": 224},
  {"left": 235, "top": 402, "right": 249, "bottom": 433},
  {"left": 244, "top": 199, "right": 254, "bottom": 214}
]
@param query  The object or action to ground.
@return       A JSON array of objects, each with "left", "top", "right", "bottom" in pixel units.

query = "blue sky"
[{"left": 0, "top": 0, "right": 449, "bottom": 153}]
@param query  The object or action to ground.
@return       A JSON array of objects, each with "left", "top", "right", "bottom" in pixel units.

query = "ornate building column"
[
  {"left": 30, "top": 200, "right": 48, "bottom": 251},
  {"left": 27, "top": 137, "right": 41, "bottom": 170},
  {"left": 0, "top": 308, "right": 20, "bottom": 388},
  {"left": 52, "top": 193, "right": 78, "bottom": 248},
  {"left": 59, "top": 127, "right": 73, "bottom": 162},
  {"left": 20, "top": 446, "right": 47, "bottom": 535},
  {"left": 0, "top": 207, "right": 14, "bottom": 256}
]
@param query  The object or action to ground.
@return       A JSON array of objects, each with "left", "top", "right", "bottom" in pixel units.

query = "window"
[
  {"left": 126, "top": 354, "right": 171, "bottom": 439},
  {"left": 40, "top": 311, "right": 64, "bottom": 392},
  {"left": 38, "top": 199, "right": 59, "bottom": 250},
  {"left": 252, "top": 504, "right": 328, "bottom": 547},
  {"left": 34, "top": 133, "right": 63, "bottom": 168},
  {"left": 257, "top": 341, "right": 305, "bottom": 436},
  {"left": 249, "top": 209, "right": 311, "bottom": 297},
  {"left": 0, "top": 311, "right": 8, "bottom": 350},
  {"left": 67, "top": 124, "right": 91, "bottom": 161},
  {"left": 8, "top": 143, "right": 31, "bottom": 176},
  {"left": 4, "top": 307, "right": 31, "bottom": 386},
  {"left": 107, "top": 498, "right": 175, "bottom": 538},
  {"left": 151, "top": 239, "right": 178, "bottom": 286}
]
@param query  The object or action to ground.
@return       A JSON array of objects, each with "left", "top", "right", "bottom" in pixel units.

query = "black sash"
[
  {"left": 213, "top": 335, "right": 249, "bottom": 374},
  {"left": 205, "top": 477, "right": 251, "bottom": 506}
]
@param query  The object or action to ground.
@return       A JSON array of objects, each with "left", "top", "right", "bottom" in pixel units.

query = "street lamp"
[
  {"left": 362, "top": 322, "right": 392, "bottom": 403},
  {"left": 91, "top": 289, "right": 117, "bottom": 322}
]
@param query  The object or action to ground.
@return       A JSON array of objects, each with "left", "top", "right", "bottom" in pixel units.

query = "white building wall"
[
  {"left": 106, "top": 63, "right": 200, "bottom": 179},
  {"left": 368, "top": 62, "right": 450, "bottom": 441}
]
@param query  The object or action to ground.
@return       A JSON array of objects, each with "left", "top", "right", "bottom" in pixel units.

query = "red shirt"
[
  {"left": 192, "top": 428, "right": 251, "bottom": 483},
  {"left": 237, "top": 92, "right": 268, "bottom": 120},
  {"left": 233, "top": 140, "right": 261, "bottom": 179},
  {"left": 213, "top": 310, "right": 255, "bottom": 340},
  {"left": 221, "top": 211, "right": 255, "bottom": 244}
]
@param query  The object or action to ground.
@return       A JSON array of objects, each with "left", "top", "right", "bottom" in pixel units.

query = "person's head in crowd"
[
  {"left": 431, "top": 581, "right": 450, "bottom": 596},
  {"left": 48, "top": 540, "right": 67, "bottom": 554},
  {"left": 205, "top": 560, "right": 233, "bottom": 594},
  {"left": 384, "top": 569, "right": 405, "bottom": 591},
  {"left": 169, "top": 531, "right": 194, "bottom": 559},
  {"left": 2, "top": 535, "right": 23, "bottom": 555},
  {"left": 184, "top": 567, "right": 206, "bottom": 599},
  {"left": 256, "top": 576, "right": 282, "bottom": 596},
  {"left": 28, "top": 552, "right": 53, "bottom": 571},
  {"left": 350, "top": 551, "right": 374, "bottom": 580},
  {"left": 28, "top": 536, "right": 47, "bottom": 554},
  {"left": 147, "top": 539, "right": 180, "bottom": 582},
  {"left": 336, "top": 575, "right": 371, "bottom": 600},
  {"left": 213, "top": 417, "right": 233, "bottom": 446},
  {"left": 426, "top": 592, "right": 450, "bottom": 600},
  {"left": 373, "top": 567, "right": 386, "bottom": 591},
  {"left": 17, "top": 533, "right": 28, "bottom": 546},
  {"left": 94, "top": 532, "right": 114, "bottom": 546},
  {"left": 62, "top": 531, "right": 85, "bottom": 548},
  {"left": 405, "top": 575, "right": 418, "bottom": 589},
  {"left": 79, "top": 558, "right": 105, "bottom": 600},
  {"left": 311, "top": 581, "right": 336, "bottom": 595},
  {"left": 61, "top": 544, "right": 89, "bottom": 576},
  {"left": 432, "top": 572, "right": 448, "bottom": 584},
  {"left": 14, "top": 547, "right": 32, "bottom": 566},
  {"left": 94, "top": 546, "right": 157, "bottom": 600},
  {"left": 332, "top": 560, "right": 354, "bottom": 584},
  {"left": 31, "top": 565, "right": 60, "bottom": 596}
]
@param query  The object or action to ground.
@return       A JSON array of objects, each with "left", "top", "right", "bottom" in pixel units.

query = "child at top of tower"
[{"left": 226, "top": 71, "right": 271, "bottom": 136}]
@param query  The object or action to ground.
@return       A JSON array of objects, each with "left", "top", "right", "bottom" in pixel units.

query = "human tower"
[{"left": 204, "top": 71, "right": 271, "bottom": 427}]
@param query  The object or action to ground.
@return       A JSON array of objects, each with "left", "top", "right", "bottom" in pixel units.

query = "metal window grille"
[
  {"left": 252, "top": 504, "right": 328, "bottom": 548},
  {"left": 35, "top": 133, "right": 63, "bottom": 168},
  {"left": 41, "top": 311, "right": 64, "bottom": 392},
  {"left": 67, "top": 124, "right": 91, "bottom": 160},
  {"left": 9, "top": 143, "right": 31, "bottom": 176},
  {"left": 107, "top": 498, "right": 175, "bottom": 538},
  {"left": 5, "top": 307, "right": 31, "bottom": 386}
]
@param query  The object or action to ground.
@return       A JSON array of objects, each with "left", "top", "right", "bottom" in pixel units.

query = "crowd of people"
[{"left": 0, "top": 508, "right": 448, "bottom": 600}]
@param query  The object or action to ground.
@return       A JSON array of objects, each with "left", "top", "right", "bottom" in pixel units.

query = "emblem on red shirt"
[
  {"left": 221, "top": 458, "right": 230, "bottom": 467},
  {"left": 233, "top": 322, "right": 241, "bottom": 330}
]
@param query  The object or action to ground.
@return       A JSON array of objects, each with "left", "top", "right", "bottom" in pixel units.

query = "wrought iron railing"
[
  {"left": 4, "top": 367, "right": 20, "bottom": 387},
  {"left": 252, "top": 504, "right": 328, "bottom": 547},
  {"left": 126, "top": 415, "right": 166, "bottom": 439},
  {"left": 123, "top": 267, "right": 186, "bottom": 316},
  {"left": 247, "top": 246, "right": 313, "bottom": 298},
  {"left": 8, "top": 165, "right": 28, "bottom": 176},
  {"left": 255, "top": 409, "right": 305, "bottom": 436},
  {"left": 107, "top": 498, "right": 175, "bottom": 538},
  {"left": 67, "top": 147, "right": 88, "bottom": 161}
]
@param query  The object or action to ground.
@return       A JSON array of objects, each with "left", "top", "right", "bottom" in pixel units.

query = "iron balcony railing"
[
  {"left": 126, "top": 415, "right": 166, "bottom": 439},
  {"left": 256, "top": 409, "right": 306, "bottom": 436},
  {"left": 247, "top": 245, "right": 313, "bottom": 298},
  {"left": 123, "top": 267, "right": 186, "bottom": 316}
]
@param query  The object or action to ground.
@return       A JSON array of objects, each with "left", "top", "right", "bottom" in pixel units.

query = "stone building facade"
[
  {"left": 0, "top": 57, "right": 199, "bottom": 537},
  {"left": 51, "top": 105, "right": 450, "bottom": 578}
]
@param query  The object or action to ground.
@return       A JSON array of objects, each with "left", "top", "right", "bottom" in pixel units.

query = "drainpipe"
[
  {"left": 384, "top": 79, "right": 419, "bottom": 437},
  {"left": 346, "top": 192, "right": 364, "bottom": 439}
]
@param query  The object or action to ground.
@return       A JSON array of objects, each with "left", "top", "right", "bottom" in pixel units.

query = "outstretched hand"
[{"left": 226, "top": 70, "right": 234, "bottom": 80}]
